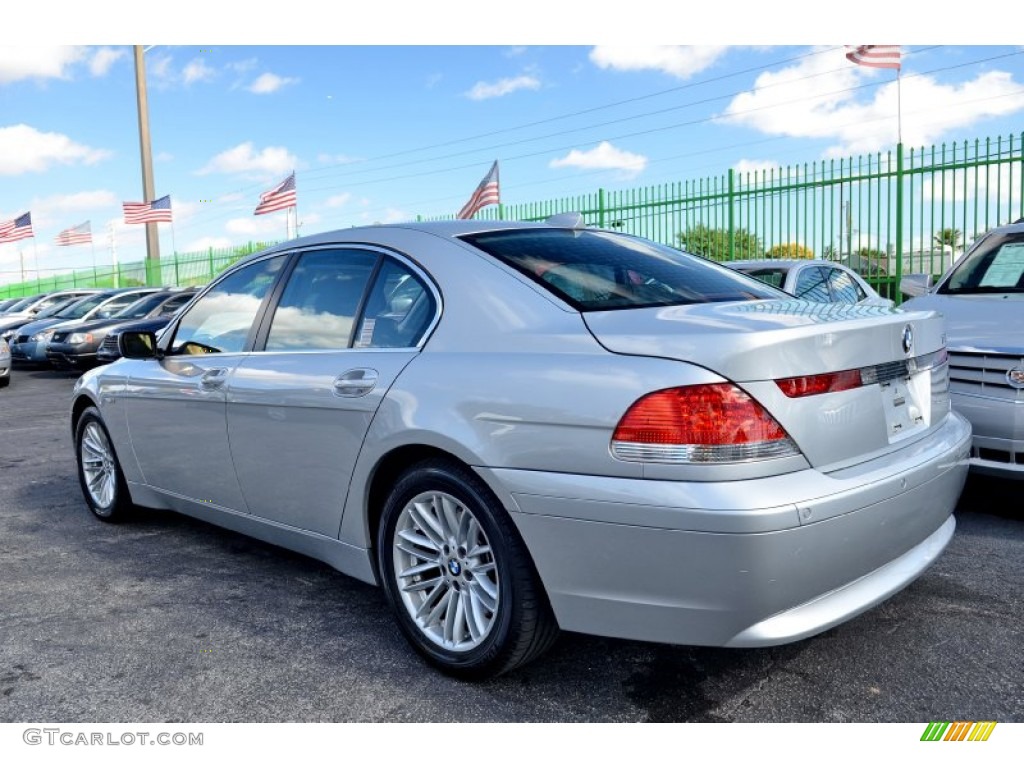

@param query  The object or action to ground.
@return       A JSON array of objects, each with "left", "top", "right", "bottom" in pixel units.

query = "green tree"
[
  {"left": 767, "top": 242, "right": 814, "bottom": 259},
  {"left": 678, "top": 225, "right": 763, "bottom": 261},
  {"left": 933, "top": 228, "right": 962, "bottom": 251}
]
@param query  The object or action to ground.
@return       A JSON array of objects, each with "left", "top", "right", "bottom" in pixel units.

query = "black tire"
[
  {"left": 0, "top": 375, "right": 9, "bottom": 388},
  {"left": 377, "top": 459, "right": 558, "bottom": 679},
  {"left": 74, "top": 406, "right": 133, "bottom": 523}
]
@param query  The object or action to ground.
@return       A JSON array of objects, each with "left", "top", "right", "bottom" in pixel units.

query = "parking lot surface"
[{"left": 1, "top": 369, "right": 1021, "bottom": 722}]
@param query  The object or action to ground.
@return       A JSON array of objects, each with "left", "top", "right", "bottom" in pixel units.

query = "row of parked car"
[{"left": 0, "top": 286, "right": 199, "bottom": 385}]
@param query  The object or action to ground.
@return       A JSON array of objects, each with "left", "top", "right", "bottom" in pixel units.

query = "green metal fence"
[
  {"left": 0, "top": 241, "right": 278, "bottom": 300},
  {"left": 3, "top": 132, "right": 1022, "bottom": 303},
  {"left": 447, "top": 132, "right": 1024, "bottom": 301}
]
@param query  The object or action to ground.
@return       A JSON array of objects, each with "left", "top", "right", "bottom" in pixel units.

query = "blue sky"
[{"left": 2, "top": 20, "right": 1023, "bottom": 284}]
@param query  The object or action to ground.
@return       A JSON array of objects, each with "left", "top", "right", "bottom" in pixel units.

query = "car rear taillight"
[
  {"left": 611, "top": 383, "right": 798, "bottom": 464},
  {"left": 775, "top": 369, "right": 863, "bottom": 398}
]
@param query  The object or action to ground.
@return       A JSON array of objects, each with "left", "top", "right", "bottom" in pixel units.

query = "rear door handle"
[
  {"left": 200, "top": 367, "right": 230, "bottom": 390},
  {"left": 333, "top": 368, "right": 378, "bottom": 397}
]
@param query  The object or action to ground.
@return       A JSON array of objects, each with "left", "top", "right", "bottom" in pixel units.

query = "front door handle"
[
  {"left": 200, "top": 367, "right": 230, "bottom": 390},
  {"left": 333, "top": 368, "right": 378, "bottom": 397}
]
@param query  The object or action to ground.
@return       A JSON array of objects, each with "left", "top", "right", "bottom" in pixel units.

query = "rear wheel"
[
  {"left": 377, "top": 459, "right": 558, "bottom": 679},
  {"left": 75, "top": 407, "right": 133, "bottom": 522}
]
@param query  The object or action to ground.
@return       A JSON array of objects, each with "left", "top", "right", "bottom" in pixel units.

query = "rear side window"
[
  {"left": 462, "top": 229, "right": 781, "bottom": 311},
  {"left": 793, "top": 267, "right": 831, "bottom": 303},
  {"left": 826, "top": 268, "right": 866, "bottom": 303},
  {"left": 353, "top": 260, "right": 435, "bottom": 348},
  {"left": 265, "top": 250, "right": 378, "bottom": 351}
]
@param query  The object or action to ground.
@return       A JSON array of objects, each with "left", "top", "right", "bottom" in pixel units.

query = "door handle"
[
  {"left": 333, "top": 368, "right": 378, "bottom": 397},
  {"left": 200, "top": 367, "right": 230, "bottom": 390}
]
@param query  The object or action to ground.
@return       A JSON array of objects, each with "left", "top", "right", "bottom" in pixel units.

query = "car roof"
[
  {"left": 728, "top": 259, "right": 842, "bottom": 270},
  {"left": 232, "top": 219, "right": 590, "bottom": 267}
]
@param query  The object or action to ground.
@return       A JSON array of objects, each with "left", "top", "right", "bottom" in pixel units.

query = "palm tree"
[{"left": 933, "top": 228, "right": 962, "bottom": 252}]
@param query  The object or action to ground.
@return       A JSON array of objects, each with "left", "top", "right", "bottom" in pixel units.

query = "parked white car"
[
  {"left": 902, "top": 221, "right": 1024, "bottom": 478},
  {"left": 728, "top": 259, "right": 893, "bottom": 308}
]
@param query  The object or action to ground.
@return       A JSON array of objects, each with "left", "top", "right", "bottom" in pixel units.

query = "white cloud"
[
  {"left": 425, "top": 73, "right": 443, "bottom": 90},
  {"left": 466, "top": 75, "right": 540, "bottom": 100},
  {"left": 89, "top": 47, "right": 126, "bottom": 77},
  {"left": 185, "top": 236, "right": 232, "bottom": 251},
  {"left": 33, "top": 190, "right": 118, "bottom": 213},
  {"left": 733, "top": 159, "right": 780, "bottom": 176},
  {"left": 248, "top": 72, "right": 299, "bottom": 94},
  {"left": 147, "top": 54, "right": 174, "bottom": 84},
  {"left": 155, "top": 151, "right": 174, "bottom": 163},
  {"left": 0, "top": 125, "right": 110, "bottom": 175},
  {"left": 197, "top": 142, "right": 298, "bottom": 177},
  {"left": 225, "top": 216, "right": 289, "bottom": 236},
  {"left": 549, "top": 141, "right": 648, "bottom": 177},
  {"left": 358, "top": 208, "right": 412, "bottom": 224},
  {"left": 590, "top": 46, "right": 728, "bottom": 80},
  {"left": 228, "top": 58, "right": 258, "bottom": 74},
  {"left": 504, "top": 47, "right": 528, "bottom": 58},
  {"left": 0, "top": 46, "right": 86, "bottom": 84},
  {"left": 719, "top": 48, "right": 1024, "bottom": 157},
  {"left": 183, "top": 58, "right": 215, "bottom": 85},
  {"left": 316, "top": 153, "right": 357, "bottom": 165},
  {"left": 325, "top": 193, "right": 353, "bottom": 208}
]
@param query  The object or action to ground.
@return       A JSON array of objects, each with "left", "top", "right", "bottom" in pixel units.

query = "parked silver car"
[
  {"left": 902, "top": 220, "right": 1024, "bottom": 478},
  {"left": 728, "top": 259, "right": 893, "bottom": 308},
  {"left": 71, "top": 220, "right": 971, "bottom": 677},
  {"left": 0, "top": 337, "right": 9, "bottom": 387}
]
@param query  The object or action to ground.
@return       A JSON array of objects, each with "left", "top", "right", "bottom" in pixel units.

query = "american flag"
[
  {"left": 123, "top": 195, "right": 173, "bottom": 224},
  {"left": 55, "top": 221, "right": 93, "bottom": 246},
  {"left": 457, "top": 161, "right": 500, "bottom": 220},
  {"left": 0, "top": 212, "right": 34, "bottom": 244},
  {"left": 845, "top": 46, "right": 901, "bottom": 71},
  {"left": 254, "top": 172, "right": 297, "bottom": 215}
]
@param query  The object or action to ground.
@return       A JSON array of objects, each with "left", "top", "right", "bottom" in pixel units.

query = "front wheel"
[
  {"left": 75, "top": 406, "right": 133, "bottom": 523},
  {"left": 377, "top": 460, "right": 557, "bottom": 679}
]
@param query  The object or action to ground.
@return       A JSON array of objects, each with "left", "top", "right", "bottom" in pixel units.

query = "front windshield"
[
  {"left": 5, "top": 295, "right": 43, "bottom": 313},
  {"left": 58, "top": 293, "right": 111, "bottom": 319},
  {"left": 116, "top": 293, "right": 169, "bottom": 319},
  {"left": 35, "top": 297, "right": 79, "bottom": 319},
  {"left": 941, "top": 233, "right": 1024, "bottom": 294}
]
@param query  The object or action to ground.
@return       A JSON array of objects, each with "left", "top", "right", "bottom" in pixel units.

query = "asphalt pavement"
[{"left": 1, "top": 368, "right": 1021, "bottom": 722}]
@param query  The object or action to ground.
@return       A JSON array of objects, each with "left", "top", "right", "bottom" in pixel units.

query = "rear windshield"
[
  {"left": 462, "top": 229, "right": 782, "bottom": 311},
  {"left": 941, "top": 232, "right": 1024, "bottom": 294}
]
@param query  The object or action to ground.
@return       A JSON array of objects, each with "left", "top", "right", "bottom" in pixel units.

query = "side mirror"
[
  {"left": 900, "top": 273, "right": 933, "bottom": 298},
  {"left": 118, "top": 330, "right": 162, "bottom": 360}
]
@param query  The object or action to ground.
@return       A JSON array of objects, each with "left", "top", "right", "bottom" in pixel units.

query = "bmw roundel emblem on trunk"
[
  {"left": 901, "top": 324, "right": 914, "bottom": 355},
  {"left": 1007, "top": 366, "right": 1024, "bottom": 389}
]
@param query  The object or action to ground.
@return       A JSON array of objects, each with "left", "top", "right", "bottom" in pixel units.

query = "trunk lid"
[{"left": 585, "top": 299, "right": 951, "bottom": 470}]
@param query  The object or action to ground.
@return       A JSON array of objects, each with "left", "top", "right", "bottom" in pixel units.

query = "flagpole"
[{"left": 896, "top": 68, "right": 902, "bottom": 145}]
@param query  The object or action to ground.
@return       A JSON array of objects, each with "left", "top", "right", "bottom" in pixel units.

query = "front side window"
[
  {"left": 462, "top": 229, "right": 781, "bottom": 311},
  {"left": 171, "top": 256, "right": 285, "bottom": 354},
  {"left": 942, "top": 233, "right": 1024, "bottom": 294},
  {"left": 265, "top": 250, "right": 378, "bottom": 351}
]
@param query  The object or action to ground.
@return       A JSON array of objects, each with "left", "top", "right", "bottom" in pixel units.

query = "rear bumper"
[{"left": 483, "top": 411, "right": 971, "bottom": 647}]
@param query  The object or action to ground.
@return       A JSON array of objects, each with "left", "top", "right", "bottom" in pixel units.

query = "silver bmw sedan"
[{"left": 71, "top": 219, "right": 971, "bottom": 678}]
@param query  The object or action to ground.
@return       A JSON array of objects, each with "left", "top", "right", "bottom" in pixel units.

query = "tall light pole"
[{"left": 133, "top": 45, "right": 160, "bottom": 286}]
